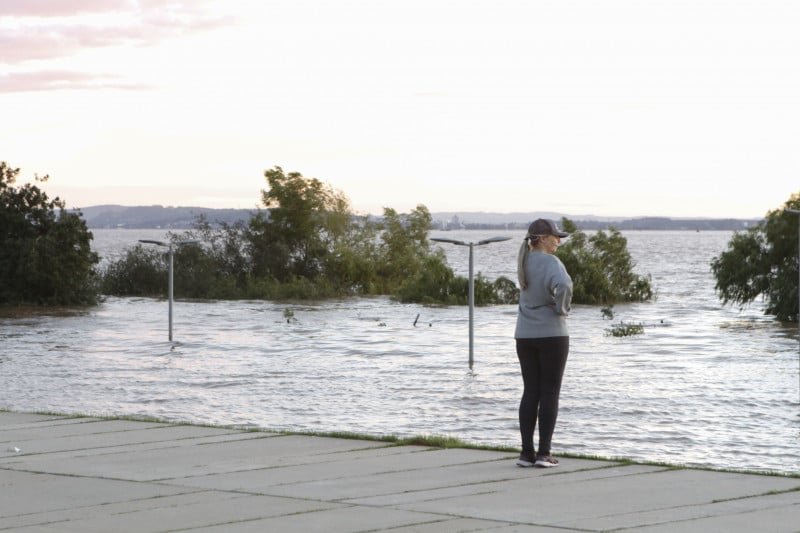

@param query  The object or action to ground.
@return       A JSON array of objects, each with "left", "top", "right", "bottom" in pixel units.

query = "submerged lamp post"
[
  {"left": 431, "top": 236, "right": 511, "bottom": 370},
  {"left": 138, "top": 239, "right": 199, "bottom": 341}
]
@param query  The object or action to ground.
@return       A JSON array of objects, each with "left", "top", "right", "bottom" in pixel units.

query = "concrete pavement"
[{"left": 1, "top": 411, "right": 798, "bottom": 532}]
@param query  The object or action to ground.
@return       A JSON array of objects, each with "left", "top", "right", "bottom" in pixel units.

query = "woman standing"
[{"left": 515, "top": 218, "right": 573, "bottom": 468}]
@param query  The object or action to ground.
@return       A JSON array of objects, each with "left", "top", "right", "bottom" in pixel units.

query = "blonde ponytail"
[{"left": 517, "top": 238, "right": 530, "bottom": 289}]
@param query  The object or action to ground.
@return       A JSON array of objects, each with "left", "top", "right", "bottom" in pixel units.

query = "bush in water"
[
  {"left": 98, "top": 167, "right": 652, "bottom": 308},
  {"left": 556, "top": 218, "right": 653, "bottom": 305},
  {"left": 712, "top": 191, "right": 799, "bottom": 322},
  {"left": 0, "top": 162, "right": 99, "bottom": 306}
]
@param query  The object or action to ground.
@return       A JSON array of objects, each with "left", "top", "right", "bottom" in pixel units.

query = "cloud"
[
  {"left": 0, "top": 0, "right": 130, "bottom": 17},
  {"left": 0, "top": 1, "right": 235, "bottom": 64},
  {"left": 0, "top": 69, "right": 149, "bottom": 93}
]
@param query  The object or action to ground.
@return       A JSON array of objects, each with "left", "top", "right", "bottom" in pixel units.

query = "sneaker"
[
  {"left": 535, "top": 455, "right": 559, "bottom": 468},
  {"left": 516, "top": 451, "right": 536, "bottom": 467}
]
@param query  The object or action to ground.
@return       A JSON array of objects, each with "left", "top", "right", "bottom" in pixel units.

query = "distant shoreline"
[{"left": 78, "top": 205, "right": 762, "bottom": 232}]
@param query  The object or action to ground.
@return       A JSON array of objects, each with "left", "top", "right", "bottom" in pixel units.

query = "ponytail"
[
  {"left": 517, "top": 237, "right": 530, "bottom": 289},
  {"left": 517, "top": 234, "right": 542, "bottom": 289}
]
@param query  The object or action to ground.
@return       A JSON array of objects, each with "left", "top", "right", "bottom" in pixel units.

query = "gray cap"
[{"left": 527, "top": 218, "right": 569, "bottom": 238}]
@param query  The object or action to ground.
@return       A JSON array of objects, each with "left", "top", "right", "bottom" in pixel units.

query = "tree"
[
  {"left": 0, "top": 162, "right": 99, "bottom": 305},
  {"left": 247, "top": 166, "right": 352, "bottom": 282},
  {"left": 556, "top": 218, "right": 653, "bottom": 305},
  {"left": 711, "top": 192, "right": 799, "bottom": 322}
]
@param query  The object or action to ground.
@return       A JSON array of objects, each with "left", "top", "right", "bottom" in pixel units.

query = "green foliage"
[
  {"left": 0, "top": 162, "right": 99, "bottom": 305},
  {"left": 248, "top": 166, "right": 351, "bottom": 281},
  {"left": 556, "top": 218, "right": 653, "bottom": 305},
  {"left": 99, "top": 166, "right": 515, "bottom": 305},
  {"left": 100, "top": 245, "right": 166, "bottom": 296},
  {"left": 712, "top": 192, "right": 799, "bottom": 322},
  {"left": 605, "top": 322, "right": 645, "bottom": 337},
  {"left": 395, "top": 252, "right": 459, "bottom": 304}
]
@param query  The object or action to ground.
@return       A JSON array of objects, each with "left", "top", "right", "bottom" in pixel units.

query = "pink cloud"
[
  {"left": 0, "top": 1, "right": 236, "bottom": 64},
  {"left": 0, "top": 69, "right": 150, "bottom": 93},
  {"left": 0, "top": 0, "right": 130, "bottom": 17}
]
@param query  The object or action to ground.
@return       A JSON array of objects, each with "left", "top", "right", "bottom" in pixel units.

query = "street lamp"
[
  {"left": 138, "top": 239, "right": 199, "bottom": 342},
  {"left": 431, "top": 236, "right": 511, "bottom": 370},
  {"left": 785, "top": 208, "right": 800, "bottom": 402}
]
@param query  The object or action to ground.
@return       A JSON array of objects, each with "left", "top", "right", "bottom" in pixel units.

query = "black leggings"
[{"left": 516, "top": 336, "right": 569, "bottom": 456}]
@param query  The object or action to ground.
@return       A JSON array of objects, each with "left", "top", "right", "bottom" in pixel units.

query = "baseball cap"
[{"left": 527, "top": 218, "right": 569, "bottom": 238}]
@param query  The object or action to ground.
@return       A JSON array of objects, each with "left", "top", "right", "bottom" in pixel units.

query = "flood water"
[{"left": 1, "top": 229, "right": 798, "bottom": 474}]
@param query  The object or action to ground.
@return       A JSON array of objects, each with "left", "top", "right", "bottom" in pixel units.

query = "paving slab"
[
  {"left": 0, "top": 469, "right": 190, "bottom": 518},
  {"left": 558, "top": 486, "right": 800, "bottom": 531},
  {"left": 0, "top": 490, "right": 234, "bottom": 530},
  {"left": 573, "top": 491, "right": 800, "bottom": 531},
  {"left": 382, "top": 517, "right": 516, "bottom": 532},
  {"left": 2, "top": 412, "right": 798, "bottom": 532},
  {"left": 0, "top": 413, "right": 100, "bottom": 429},
  {"left": 0, "top": 419, "right": 168, "bottom": 444},
  {"left": 185, "top": 506, "right": 450, "bottom": 533},
  {"left": 633, "top": 498, "right": 800, "bottom": 532},
  {"left": 399, "top": 468, "right": 800, "bottom": 530},
  {"left": 265, "top": 456, "right": 616, "bottom": 502},
  {"left": 345, "top": 463, "right": 662, "bottom": 507},
  {"left": 174, "top": 446, "right": 519, "bottom": 492},
  {"left": 8, "top": 493, "right": 343, "bottom": 532},
  {"left": 0, "top": 431, "right": 269, "bottom": 465},
  {"left": 171, "top": 444, "right": 433, "bottom": 490},
  {"left": 3, "top": 434, "right": 388, "bottom": 481},
  {"left": 0, "top": 424, "right": 242, "bottom": 457}
]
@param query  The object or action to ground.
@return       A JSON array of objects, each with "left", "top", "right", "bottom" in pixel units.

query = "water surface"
[{"left": 1, "top": 229, "right": 797, "bottom": 474}]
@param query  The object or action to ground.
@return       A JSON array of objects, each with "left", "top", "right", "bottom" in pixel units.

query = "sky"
[{"left": 1, "top": 0, "right": 798, "bottom": 218}]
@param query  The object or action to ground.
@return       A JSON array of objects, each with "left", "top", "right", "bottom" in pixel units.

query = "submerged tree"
[
  {"left": 98, "top": 165, "right": 515, "bottom": 304},
  {"left": 711, "top": 192, "right": 799, "bottom": 322},
  {"left": 0, "top": 161, "right": 99, "bottom": 305},
  {"left": 556, "top": 218, "right": 653, "bottom": 305},
  {"left": 248, "top": 166, "right": 353, "bottom": 282}
]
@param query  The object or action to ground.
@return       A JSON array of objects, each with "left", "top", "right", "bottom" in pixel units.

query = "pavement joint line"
[
  {"left": 359, "top": 503, "right": 599, "bottom": 533},
  {"left": 319, "top": 474, "right": 560, "bottom": 504},
  {"left": 0, "top": 431, "right": 262, "bottom": 458},
  {"left": 709, "top": 484, "right": 800, "bottom": 503},
  {"left": 0, "top": 464, "right": 218, "bottom": 487},
  {"left": 0, "top": 488, "right": 223, "bottom": 519},
  {"left": 320, "top": 465, "right": 674, "bottom": 509},
  {"left": 358, "top": 517, "right": 454, "bottom": 533},
  {"left": 150, "top": 454, "right": 528, "bottom": 485},
  {"left": 553, "top": 485, "right": 800, "bottom": 531},
  {"left": 608, "top": 501, "right": 800, "bottom": 532},
  {"left": 0, "top": 487, "right": 214, "bottom": 523},
  {"left": 162, "top": 504, "right": 366, "bottom": 533}
]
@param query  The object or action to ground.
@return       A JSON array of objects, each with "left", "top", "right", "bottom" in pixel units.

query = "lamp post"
[
  {"left": 431, "top": 236, "right": 511, "bottom": 370},
  {"left": 138, "top": 239, "right": 199, "bottom": 342},
  {"left": 786, "top": 209, "right": 800, "bottom": 402}
]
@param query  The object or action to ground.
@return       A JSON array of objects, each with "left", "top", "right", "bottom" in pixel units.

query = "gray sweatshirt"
[{"left": 514, "top": 251, "right": 573, "bottom": 339}]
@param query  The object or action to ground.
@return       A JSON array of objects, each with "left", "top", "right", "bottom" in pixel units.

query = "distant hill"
[
  {"left": 76, "top": 205, "right": 762, "bottom": 231},
  {"left": 79, "top": 205, "right": 257, "bottom": 229}
]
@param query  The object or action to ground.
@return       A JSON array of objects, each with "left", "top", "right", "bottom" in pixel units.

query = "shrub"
[
  {"left": 556, "top": 218, "right": 653, "bottom": 305},
  {"left": 0, "top": 162, "right": 99, "bottom": 306},
  {"left": 712, "top": 192, "right": 799, "bottom": 322},
  {"left": 100, "top": 245, "right": 166, "bottom": 297}
]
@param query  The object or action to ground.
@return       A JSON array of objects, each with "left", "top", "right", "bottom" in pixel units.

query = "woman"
[{"left": 515, "top": 218, "right": 573, "bottom": 468}]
